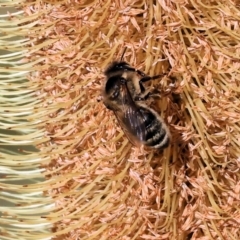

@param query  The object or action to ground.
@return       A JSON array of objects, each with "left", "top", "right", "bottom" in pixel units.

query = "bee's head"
[
  {"left": 104, "top": 61, "right": 132, "bottom": 77},
  {"left": 103, "top": 76, "right": 126, "bottom": 110},
  {"left": 105, "top": 75, "right": 122, "bottom": 96}
]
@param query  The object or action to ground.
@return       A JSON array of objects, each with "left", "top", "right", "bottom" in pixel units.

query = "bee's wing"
[{"left": 114, "top": 81, "right": 146, "bottom": 146}]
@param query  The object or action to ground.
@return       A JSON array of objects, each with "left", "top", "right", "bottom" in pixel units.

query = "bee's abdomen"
[{"left": 140, "top": 107, "right": 170, "bottom": 149}]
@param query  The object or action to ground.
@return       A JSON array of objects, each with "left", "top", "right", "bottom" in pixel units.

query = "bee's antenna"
[{"left": 120, "top": 47, "right": 127, "bottom": 61}]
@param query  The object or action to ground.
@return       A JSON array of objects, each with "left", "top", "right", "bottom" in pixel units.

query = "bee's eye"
[
  {"left": 111, "top": 85, "right": 120, "bottom": 98},
  {"left": 116, "top": 63, "right": 129, "bottom": 70},
  {"left": 113, "top": 90, "right": 119, "bottom": 98},
  {"left": 120, "top": 77, "right": 126, "bottom": 84},
  {"left": 117, "top": 64, "right": 123, "bottom": 69}
]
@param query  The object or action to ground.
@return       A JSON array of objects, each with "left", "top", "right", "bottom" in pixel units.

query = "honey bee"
[{"left": 102, "top": 48, "right": 170, "bottom": 149}]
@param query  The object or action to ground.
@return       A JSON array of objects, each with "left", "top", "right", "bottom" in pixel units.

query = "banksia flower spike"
[{"left": 1, "top": 1, "right": 240, "bottom": 239}]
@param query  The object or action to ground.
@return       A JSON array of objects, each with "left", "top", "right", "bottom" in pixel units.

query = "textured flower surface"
[{"left": 1, "top": 0, "right": 240, "bottom": 239}]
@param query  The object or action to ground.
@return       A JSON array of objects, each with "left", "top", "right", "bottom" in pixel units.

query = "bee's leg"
[
  {"left": 147, "top": 89, "right": 161, "bottom": 98},
  {"left": 140, "top": 75, "right": 163, "bottom": 83},
  {"left": 133, "top": 75, "right": 163, "bottom": 101},
  {"left": 136, "top": 69, "right": 146, "bottom": 77},
  {"left": 134, "top": 92, "right": 151, "bottom": 101},
  {"left": 134, "top": 90, "right": 161, "bottom": 101},
  {"left": 133, "top": 81, "right": 150, "bottom": 101}
]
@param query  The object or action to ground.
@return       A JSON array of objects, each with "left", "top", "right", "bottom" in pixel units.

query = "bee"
[{"left": 102, "top": 48, "right": 170, "bottom": 150}]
